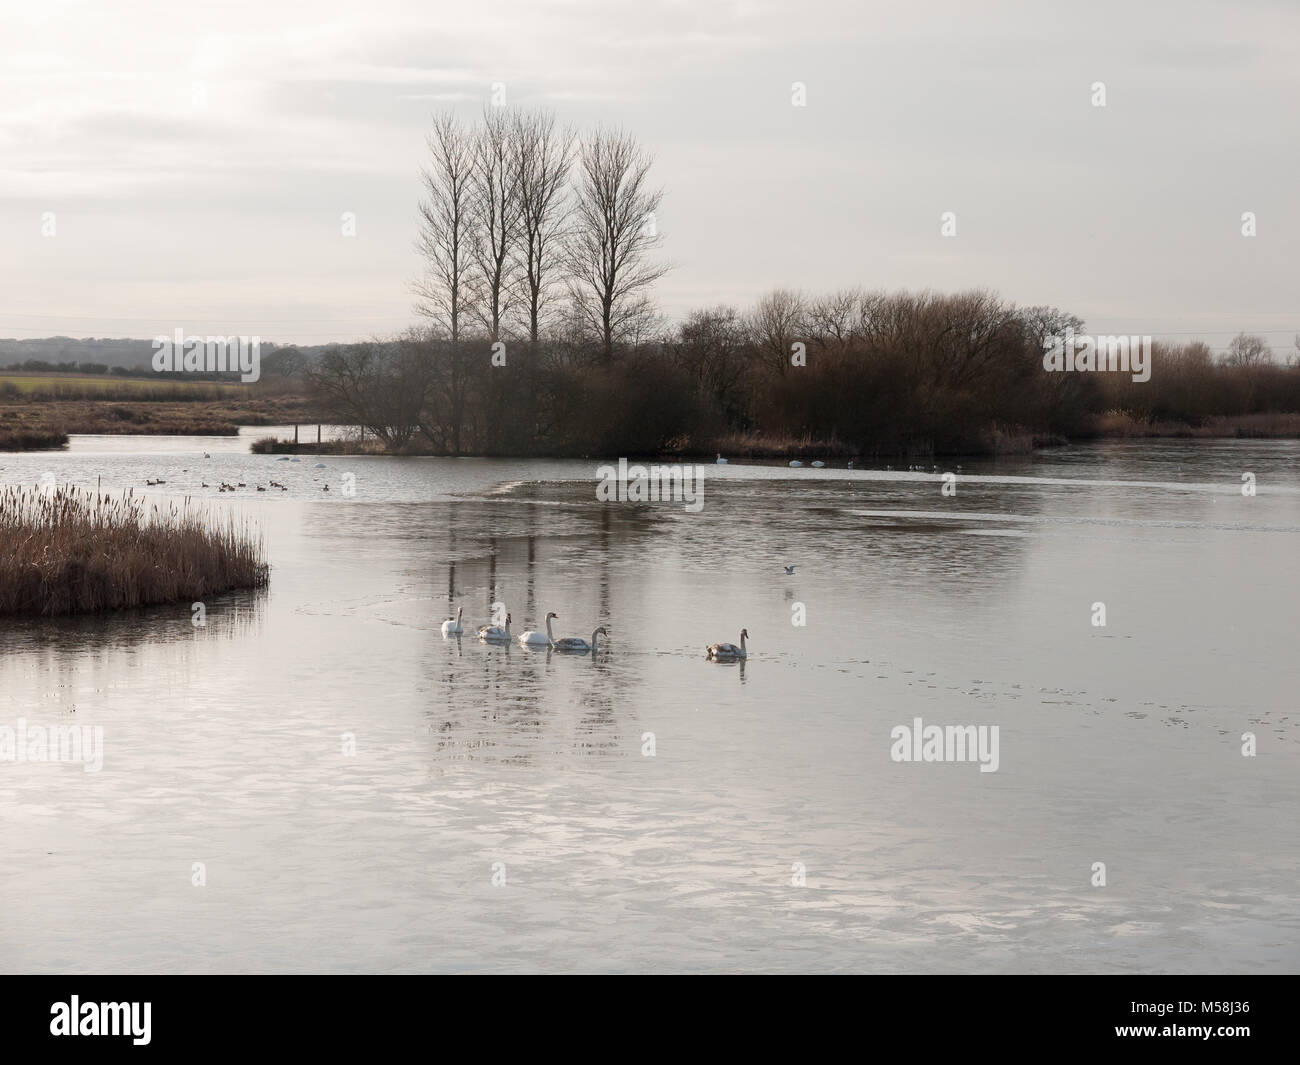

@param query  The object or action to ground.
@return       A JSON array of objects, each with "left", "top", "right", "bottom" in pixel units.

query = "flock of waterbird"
[
  {"left": 439, "top": 603, "right": 749, "bottom": 660},
  {"left": 439, "top": 607, "right": 612, "bottom": 655},
  {"left": 147, "top": 451, "right": 820, "bottom": 659},
  {"left": 717, "top": 453, "right": 835, "bottom": 469},
  {"left": 717, "top": 452, "right": 963, "bottom": 474},
  {"left": 437, "top": 565, "right": 785, "bottom": 663},
  {"left": 143, "top": 455, "right": 335, "bottom": 493}
]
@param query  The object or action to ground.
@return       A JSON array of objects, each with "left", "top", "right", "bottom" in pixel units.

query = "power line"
[{"left": 0, "top": 311, "right": 402, "bottom": 324}]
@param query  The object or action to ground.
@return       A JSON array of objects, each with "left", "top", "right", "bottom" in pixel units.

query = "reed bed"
[{"left": 0, "top": 485, "right": 268, "bottom": 616}]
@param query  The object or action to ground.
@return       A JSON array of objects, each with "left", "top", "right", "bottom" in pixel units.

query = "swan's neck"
[
  {"left": 591, "top": 629, "right": 600, "bottom": 652},
  {"left": 739, "top": 632, "right": 746, "bottom": 652},
  {"left": 546, "top": 616, "right": 554, "bottom": 641}
]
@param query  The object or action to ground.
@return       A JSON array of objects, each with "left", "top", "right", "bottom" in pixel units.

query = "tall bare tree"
[
  {"left": 567, "top": 127, "right": 668, "bottom": 360},
  {"left": 514, "top": 109, "right": 575, "bottom": 343},
  {"left": 416, "top": 111, "right": 474, "bottom": 342},
  {"left": 414, "top": 111, "right": 474, "bottom": 451},
  {"left": 469, "top": 107, "right": 522, "bottom": 341}
]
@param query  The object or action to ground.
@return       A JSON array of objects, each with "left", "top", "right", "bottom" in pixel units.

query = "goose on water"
[
  {"left": 519, "top": 612, "right": 558, "bottom": 647},
  {"left": 707, "top": 629, "right": 748, "bottom": 661},
  {"left": 441, "top": 606, "right": 464, "bottom": 637},
  {"left": 478, "top": 613, "right": 511, "bottom": 642},
  {"left": 553, "top": 626, "right": 608, "bottom": 654}
]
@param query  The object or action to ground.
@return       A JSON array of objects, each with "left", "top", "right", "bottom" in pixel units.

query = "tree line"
[{"left": 305, "top": 109, "right": 1300, "bottom": 457}]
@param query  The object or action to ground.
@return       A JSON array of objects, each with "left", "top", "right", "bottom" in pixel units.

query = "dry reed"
[{"left": 0, "top": 485, "right": 268, "bottom": 616}]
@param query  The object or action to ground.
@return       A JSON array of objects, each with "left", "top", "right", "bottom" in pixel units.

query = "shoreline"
[
  {"left": 0, "top": 395, "right": 324, "bottom": 452},
  {"left": 3, "top": 410, "right": 1300, "bottom": 455}
]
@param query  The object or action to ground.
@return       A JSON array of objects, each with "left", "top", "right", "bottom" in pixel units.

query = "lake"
[{"left": 1, "top": 435, "right": 1297, "bottom": 973}]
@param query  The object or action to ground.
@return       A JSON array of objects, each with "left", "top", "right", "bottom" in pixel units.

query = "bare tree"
[
  {"left": 567, "top": 127, "right": 668, "bottom": 360},
  {"left": 414, "top": 111, "right": 474, "bottom": 451},
  {"left": 308, "top": 333, "right": 432, "bottom": 450},
  {"left": 416, "top": 111, "right": 474, "bottom": 341},
  {"left": 514, "top": 109, "right": 575, "bottom": 343},
  {"left": 469, "top": 107, "right": 522, "bottom": 341},
  {"left": 806, "top": 288, "right": 863, "bottom": 356},
  {"left": 674, "top": 306, "right": 749, "bottom": 422},
  {"left": 1223, "top": 333, "right": 1272, "bottom": 367},
  {"left": 747, "top": 289, "right": 806, "bottom": 377}
]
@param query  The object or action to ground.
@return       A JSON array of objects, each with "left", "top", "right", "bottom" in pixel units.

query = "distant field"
[{"left": 0, "top": 373, "right": 243, "bottom": 394}]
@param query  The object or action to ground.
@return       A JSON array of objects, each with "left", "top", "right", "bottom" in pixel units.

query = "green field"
[{"left": 0, "top": 373, "right": 243, "bottom": 393}]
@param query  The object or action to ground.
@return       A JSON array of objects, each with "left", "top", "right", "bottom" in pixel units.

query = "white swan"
[
  {"left": 811, "top": 460, "right": 825, "bottom": 468},
  {"left": 716, "top": 453, "right": 728, "bottom": 465},
  {"left": 707, "top": 629, "right": 748, "bottom": 660},
  {"left": 519, "top": 612, "right": 557, "bottom": 647},
  {"left": 478, "top": 612, "right": 511, "bottom": 642},
  {"left": 554, "top": 626, "right": 608, "bottom": 654},
  {"left": 440, "top": 606, "right": 463, "bottom": 637},
  {"left": 789, "top": 460, "right": 803, "bottom": 468}
]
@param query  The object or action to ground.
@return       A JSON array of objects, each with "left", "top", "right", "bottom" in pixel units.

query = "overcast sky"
[{"left": 1, "top": 0, "right": 1296, "bottom": 351}]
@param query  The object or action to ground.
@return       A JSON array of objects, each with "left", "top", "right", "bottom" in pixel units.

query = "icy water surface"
[{"left": 1, "top": 438, "right": 1297, "bottom": 972}]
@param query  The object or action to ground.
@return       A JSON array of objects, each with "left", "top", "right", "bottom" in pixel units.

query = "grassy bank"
[
  {"left": 0, "top": 395, "right": 322, "bottom": 448},
  {"left": 0, "top": 373, "right": 247, "bottom": 402},
  {"left": 1094, "top": 411, "right": 1300, "bottom": 439},
  {"left": 0, "top": 486, "right": 269, "bottom": 616}
]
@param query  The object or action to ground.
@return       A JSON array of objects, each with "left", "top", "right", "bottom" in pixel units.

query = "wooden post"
[
  {"left": 294, "top": 424, "right": 299, "bottom": 444},
  {"left": 317, "top": 424, "right": 321, "bottom": 444}
]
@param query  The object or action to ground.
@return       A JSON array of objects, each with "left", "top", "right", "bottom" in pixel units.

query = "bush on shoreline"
[
  {"left": 0, "top": 486, "right": 269, "bottom": 616},
  {"left": 301, "top": 288, "right": 1300, "bottom": 459},
  {"left": 0, "top": 428, "right": 69, "bottom": 450}
]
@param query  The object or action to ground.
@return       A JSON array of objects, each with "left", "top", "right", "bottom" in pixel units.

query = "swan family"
[{"left": 439, "top": 606, "right": 737, "bottom": 661}]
